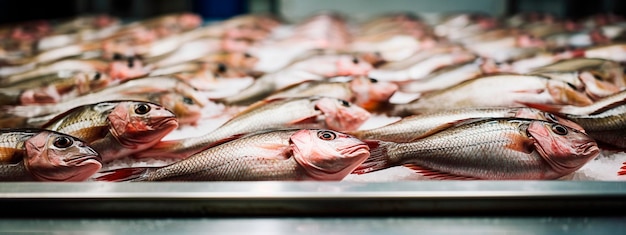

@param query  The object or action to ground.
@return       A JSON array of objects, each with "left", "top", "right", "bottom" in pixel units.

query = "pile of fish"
[{"left": 1, "top": 11, "right": 626, "bottom": 182}]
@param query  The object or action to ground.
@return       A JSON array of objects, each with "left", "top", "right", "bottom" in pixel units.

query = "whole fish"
[
  {"left": 349, "top": 107, "right": 584, "bottom": 143},
  {"left": 0, "top": 71, "right": 112, "bottom": 106},
  {"left": 560, "top": 105, "right": 626, "bottom": 150},
  {"left": 41, "top": 100, "right": 178, "bottom": 163},
  {"left": 96, "top": 129, "right": 370, "bottom": 181},
  {"left": 367, "top": 49, "right": 477, "bottom": 82},
  {"left": 134, "top": 96, "right": 371, "bottom": 160},
  {"left": 266, "top": 76, "right": 398, "bottom": 112},
  {"left": 529, "top": 58, "right": 625, "bottom": 99},
  {"left": 397, "top": 58, "right": 491, "bottom": 93},
  {"left": 3, "top": 76, "right": 204, "bottom": 118},
  {"left": 388, "top": 74, "right": 594, "bottom": 117},
  {"left": 523, "top": 89, "right": 626, "bottom": 116},
  {"left": 217, "top": 54, "right": 373, "bottom": 106},
  {"left": 0, "top": 128, "right": 101, "bottom": 181},
  {"left": 0, "top": 89, "right": 202, "bottom": 129},
  {"left": 353, "top": 118, "right": 599, "bottom": 180}
]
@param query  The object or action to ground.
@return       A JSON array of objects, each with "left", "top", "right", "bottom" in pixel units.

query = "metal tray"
[{"left": 1, "top": 181, "right": 625, "bottom": 217}]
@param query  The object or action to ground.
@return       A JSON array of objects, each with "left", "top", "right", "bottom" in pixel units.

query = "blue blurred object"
[{"left": 192, "top": 0, "right": 248, "bottom": 21}]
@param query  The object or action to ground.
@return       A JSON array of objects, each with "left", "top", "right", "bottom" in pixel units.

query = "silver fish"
[
  {"left": 354, "top": 118, "right": 599, "bottom": 180},
  {"left": 134, "top": 96, "right": 371, "bottom": 160}
]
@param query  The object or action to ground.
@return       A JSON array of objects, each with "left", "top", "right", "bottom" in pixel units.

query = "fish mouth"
[
  {"left": 578, "top": 141, "right": 600, "bottom": 157},
  {"left": 150, "top": 117, "right": 179, "bottom": 131},
  {"left": 65, "top": 154, "right": 102, "bottom": 165}
]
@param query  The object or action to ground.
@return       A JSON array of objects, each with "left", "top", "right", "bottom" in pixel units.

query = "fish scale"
[{"left": 136, "top": 129, "right": 305, "bottom": 181}]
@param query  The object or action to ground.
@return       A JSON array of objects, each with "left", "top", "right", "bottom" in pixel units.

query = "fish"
[
  {"left": 523, "top": 89, "right": 626, "bottom": 116},
  {"left": 96, "top": 128, "right": 370, "bottom": 181},
  {"left": 397, "top": 58, "right": 490, "bottom": 93},
  {"left": 388, "top": 74, "right": 594, "bottom": 117},
  {"left": 0, "top": 58, "right": 149, "bottom": 86},
  {"left": 133, "top": 96, "right": 371, "bottom": 160},
  {"left": 41, "top": 100, "right": 178, "bottom": 163},
  {"left": 349, "top": 107, "right": 584, "bottom": 143},
  {"left": 353, "top": 118, "right": 599, "bottom": 180},
  {"left": 266, "top": 76, "right": 398, "bottom": 112},
  {"left": 529, "top": 58, "right": 625, "bottom": 98},
  {"left": 3, "top": 76, "right": 203, "bottom": 118},
  {"left": 0, "top": 71, "right": 112, "bottom": 106},
  {"left": 0, "top": 128, "right": 101, "bottom": 181},
  {"left": 367, "top": 49, "right": 477, "bottom": 82},
  {"left": 217, "top": 54, "right": 373, "bottom": 106}
]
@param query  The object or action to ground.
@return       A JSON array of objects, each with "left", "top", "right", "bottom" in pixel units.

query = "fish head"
[
  {"left": 75, "top": 71, "right": 113, "bottom": 94},
  {"left": 513, "top": 107, "right": 586, "bottom": 132},
  {"left": 578, "top": 71, "right": 622, "bottom": 100},
  {"left": 225, "top": 52, "right": 259, "bottom": 71},
  {"left": 108, "top": 101, "right": 179, "bottom": 148},
  {"left": 24, "top": 131, "right": 101, "bottom": 181},
  {"left": 527, "top": 120, "right": 600, "bottom": 175},
  {"left": 546, "top": 80, "right": 594, "bottom": 106},
  {"left": 156, "top": 92, "right": 202, "bottom": 126},
  {"left": 349, "top": 76, "right": 398, "bottom": 112},
  {"left": 314, "top": 97, "right": 371, "bottom": 131},
  {"left": 290, "top": 129, "right": 370, "bottom": 180},
  {"left": 335, "top": 55, "right": 374, "bottom": 76},
  {"left": 107, "top": 57, "right": 151, "bottom": 82}
]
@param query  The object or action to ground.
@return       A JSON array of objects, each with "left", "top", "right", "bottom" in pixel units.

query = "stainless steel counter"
[
  {"left": 1, "top": 181, "right": 625, "bottom": 217},
  {"left": 1, "top": 217, "right": 625, "bottom": 234}
]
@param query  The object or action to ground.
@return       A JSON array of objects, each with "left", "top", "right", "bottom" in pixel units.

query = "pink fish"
[
  {"left": 41, "top": 101, "right": 178, "bottom": 163},
  {"left": 0, "top": 129, "right": 101, "bottom": 181},
  {"left": 96, "top": 129, "right": 370, "bottom": 181}
]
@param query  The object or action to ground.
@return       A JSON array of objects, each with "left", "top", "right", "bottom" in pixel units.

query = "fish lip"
[
  {"left": 65, "top": 154, "right": 102, "bottom": 165},
  {"left": 578, "top": 141, "right": 600, "bottom": 156}
]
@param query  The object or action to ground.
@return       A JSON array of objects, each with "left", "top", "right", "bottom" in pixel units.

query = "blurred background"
[{"left": 1, "top": 0, "right": 626, "bottom": 24}]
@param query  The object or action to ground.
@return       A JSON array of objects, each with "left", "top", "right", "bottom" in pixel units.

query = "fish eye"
[
  {"left": 135, "top": 103, "right": 151, "bottom": 114},
  {"left": 244, "top": 53, "right": 252, "bottom": 58},
  {"left": 113, "top": 53, "right": 123, "bottom": 60},
  {"left": 53, "top": 136, "right": 74, "bottom": 148},
  {"left": 551, "top": 124, "right": 568, "bottom": 135},
  {"left": 182, "top": 96, "right": 194, "bottom": 105},
  {"left": 93, "top": 72, "right": 101, "bottom": 80},
  {"left": 338, "top": 99, "right": 351, "bottom": 107},
  {"left": 352, "top": 57, "right": 359, "bottom": 64},
  {"left": 544, "top": 112, "right": 558, "bottom": 122},
  {"left": 317, "top": 130, "right": 337, "bottom": 140},
  {"left": 217, "top": 63, "right": 227, "bottom": 73},
  {"left": 369, "top": 77, "right": 378, "bottom": 83}
]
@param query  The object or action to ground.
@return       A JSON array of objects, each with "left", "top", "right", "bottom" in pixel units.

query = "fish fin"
[
  {"left": 403, "top": 164, "right": 480, "bottom": 180},
  {"left": 504, "top": 133, "right": 535, "bottom": 154},
  {"left": 93, "top": 167, "right": 153, "bottom": 182},
  {"left": 519, "top": 102, "right": 564, "bottom": 114},
  {"left": 288, "top": 116, "right": 318, "bottom": 125},
  {"left": 618, "top": 162, "right": 626, "bottom": 175},
  {"left": 351, "top": 140, "right": 391, "bottom": 174}
]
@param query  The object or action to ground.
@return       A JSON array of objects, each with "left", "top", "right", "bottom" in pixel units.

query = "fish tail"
[
  {"left": 93, "top": 167, "right": 155, "bottom": 182},
  {"left": 351, "top": 140, "right": 392, "bottom": 174},
  {"left": 618, "top": 163, "right": 626, "bottom": 176}
]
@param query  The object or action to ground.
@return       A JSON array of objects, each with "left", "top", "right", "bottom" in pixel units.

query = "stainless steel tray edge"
[{"left": 1, "top": 181, "right": 625, "bottom": 217}]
